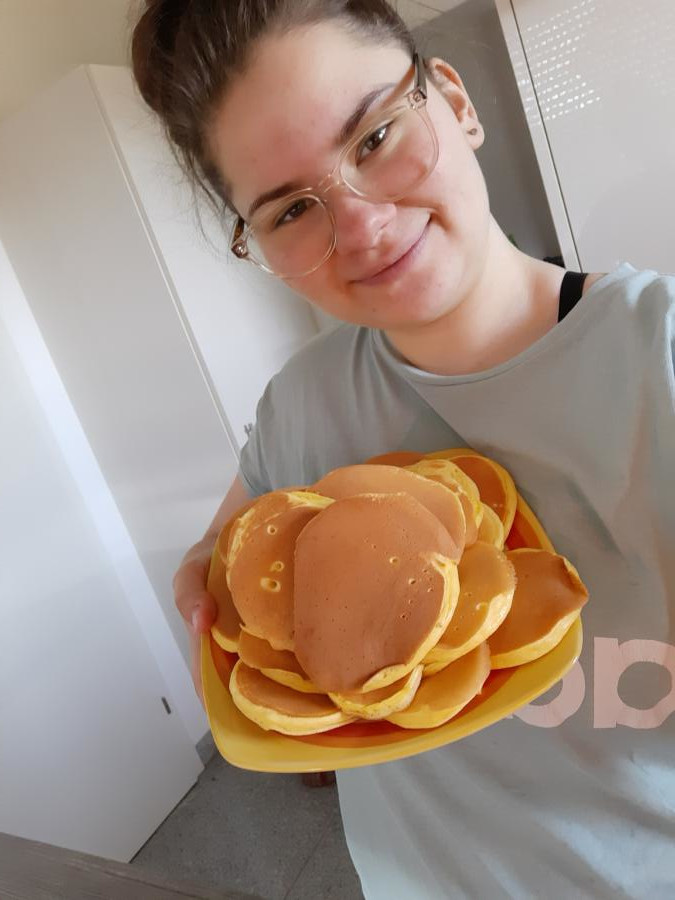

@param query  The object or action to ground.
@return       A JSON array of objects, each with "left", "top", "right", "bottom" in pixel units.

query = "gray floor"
[{"left": 131, "top": 736, "right": 364, "bottom": 900}]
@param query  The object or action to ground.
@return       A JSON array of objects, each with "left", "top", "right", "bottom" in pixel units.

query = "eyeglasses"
[{"left": 230, "top": 53, "right": 439, "bottom": 279}]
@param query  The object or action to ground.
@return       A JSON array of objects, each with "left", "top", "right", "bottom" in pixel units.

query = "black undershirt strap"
[{"left": 558, "top": 271, "right": 588, "bottom": 323}]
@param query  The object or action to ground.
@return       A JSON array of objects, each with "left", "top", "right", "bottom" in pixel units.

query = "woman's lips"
[{"left": 354, "top": 223, "right": 430, "bottom": 287}]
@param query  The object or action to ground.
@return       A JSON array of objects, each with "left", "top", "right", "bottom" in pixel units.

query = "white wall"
[
  {"left": 0, "top": 0, "right": 132, "bottom": 122},
  {"left": 415, "top": 0, "right": 561, "bottom": 261}
]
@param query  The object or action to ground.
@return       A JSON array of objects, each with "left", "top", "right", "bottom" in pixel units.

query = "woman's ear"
[{"left": 426, "top": 57, "right": 484, "bottom": 150}]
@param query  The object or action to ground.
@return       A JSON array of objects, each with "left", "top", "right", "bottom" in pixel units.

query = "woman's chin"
[
  {"left": 352, "top": 268, "right": 460, "bottom": 331},
  {"left": 349, "top": 232, "right": 464, "bottom": 329}
]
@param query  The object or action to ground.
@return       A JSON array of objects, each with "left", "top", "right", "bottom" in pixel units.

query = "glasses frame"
[{"left": 230, "top": 52, "right": 438, "bottom": 278}]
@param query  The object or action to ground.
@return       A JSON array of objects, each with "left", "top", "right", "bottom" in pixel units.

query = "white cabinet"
[
  {"left": 495, "top": 0, "right": 675, "bottom": 274},
  {"left": 0, "top": 65, "right": 319, "bottom": 671},
  {"left": 0, "top": 268, "right": 203, "bottom": 862}
]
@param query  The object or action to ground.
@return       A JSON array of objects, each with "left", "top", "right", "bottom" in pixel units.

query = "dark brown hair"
[{"left": 131, "top": 0, "right": 415, "bottom": 218}]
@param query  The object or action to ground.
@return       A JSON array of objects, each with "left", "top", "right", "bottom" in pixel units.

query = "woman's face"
[{"left": 209, "top": 22, "right": 490, "bottom": 331}]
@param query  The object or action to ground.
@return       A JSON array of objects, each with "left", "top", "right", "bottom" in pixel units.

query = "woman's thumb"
[{"left": 190, "top": 593, "right": 217, "bottom": 633}]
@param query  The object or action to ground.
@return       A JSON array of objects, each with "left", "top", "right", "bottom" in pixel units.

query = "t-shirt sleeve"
[
  {"left": 238, "top": 379, "right": 276, "bottom": 498},
  {"left": 237, "top": 324, "right": 361, "bottom": 493}
]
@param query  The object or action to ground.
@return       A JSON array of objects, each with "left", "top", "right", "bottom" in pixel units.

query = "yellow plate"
[{"left": 202, "top": 492, "right": 582, "bottom": 772}]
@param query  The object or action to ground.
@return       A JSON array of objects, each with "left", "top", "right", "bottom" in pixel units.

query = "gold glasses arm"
[
  {"left": 231, "top": 216, "right": 249, "bottom": 259},
  {"left": 409, "top": 52, "right": 428, "bottom": 109}
]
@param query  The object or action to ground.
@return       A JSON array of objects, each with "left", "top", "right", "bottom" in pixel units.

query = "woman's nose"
[{"left": 330, "top": 189, "right": 396, "bottom": 255}]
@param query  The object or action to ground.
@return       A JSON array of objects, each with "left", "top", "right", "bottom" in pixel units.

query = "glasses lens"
[
  {"left": 248, "top": 196, "right": 334, "bottom": 278},
  {"left": 343, "top": 107, "right": 437, "bottom": 201}
]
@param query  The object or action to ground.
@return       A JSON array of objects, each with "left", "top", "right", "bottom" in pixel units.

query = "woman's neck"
[{"left": 385, "top": 222, "right": 565, "bottom": 376}]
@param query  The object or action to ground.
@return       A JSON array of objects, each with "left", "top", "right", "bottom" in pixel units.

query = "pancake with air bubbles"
[
  {"left": 312, "top": 464, "right": 466, "bottom": 562},
  {"left": 226, "top": 490, "right": 333, "bottom": 651},
  {"left": 237, "top": 627, "right": 320, "bottom": 693},
  {"left": 388, "top": 643, "right": 492, "bottom": 729},
  {"left": 426, "top": 448, "right": 518, "bottom": 536},
  {"left": 405, "top": 458, "right": 483, "bottom": 547},
  {"left": 489, "top": 549, "right": 589, "bottom": 668},
  {"left": 329, "top": 666, "right": 424, "bottom": 720},
  {"left": 207, "top": 499, "right": 256, "bottom": 652},
  {"left": 230, "top": 661, "right": 352, "bottom": 735},
  {"left": 424, "top": 542, "right": 516, "bottom": 668},
  {"left": 294, "top": 492, "right": 460, "bottom": 694}
]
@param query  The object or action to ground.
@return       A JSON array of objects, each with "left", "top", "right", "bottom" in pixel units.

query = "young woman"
[{"left": 132, "top": 2, "right": 675, "bottom": 896}]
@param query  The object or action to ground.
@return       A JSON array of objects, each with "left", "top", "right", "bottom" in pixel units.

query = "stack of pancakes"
[{"left": 207, "top": 449, "right": 588, "bottom": 736}]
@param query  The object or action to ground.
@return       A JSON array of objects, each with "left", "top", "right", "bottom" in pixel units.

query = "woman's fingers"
[
  {"left": 188, "top": 626, "right": 206, "bottom": 707},
  {"left": 173, "top": 539, "right": 219, "bottom": 703},
  {"left": 173, "top": 481, "right": 254, "bottom": 704},
  {"left": 190, "top": 592, "right": 218, "bottom": 633},
  {"left": 173, "top": 541, "right": 217, "bottom": 629}
]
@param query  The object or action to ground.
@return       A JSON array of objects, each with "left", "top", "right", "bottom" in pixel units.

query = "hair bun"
[
  {"left": 143, "top": 0, "right": 190, "bottom": 54},
  {"left": 131, "top": 0, "right": 190, "bottom": 115},
  {"left": 142, "top": 0, "right": 189, "bottom": 17}
]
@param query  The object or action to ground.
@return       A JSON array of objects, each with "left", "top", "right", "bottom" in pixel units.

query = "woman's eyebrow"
[
  {"left": 335, "top": 83, "right": 395, "bottom": 146},
  {"left": 246, "top": 83, "right": 395, "bottom": 219}
]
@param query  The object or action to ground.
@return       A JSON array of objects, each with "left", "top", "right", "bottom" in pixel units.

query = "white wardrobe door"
[
  {"left": 511, "top": 0, "right": 675, "bottom": 273},
  {"left": 0, "top": 315, "right": 202, "bottom": 862},
  {"left": 0, "top": 66, "right": 240, "bottom": 669}
]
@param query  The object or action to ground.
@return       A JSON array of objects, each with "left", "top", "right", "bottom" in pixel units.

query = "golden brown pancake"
[
  {"left": 426, "top": 449, "right": 517, "bottom": 535},
  {"left": 364, "top": 450, "right": 425, "bottom": 467},
  {"left": 207, "top": 499, "right": 257, "bottom": 652},
  {"left": 490, "top": 549, "right": 589, "bottom": 667},
  {"left": 477, "top": 503, "right": 505, "bottom": 548},
  {"left": 294, "top": 492, "right": 460, "bottom": 693},
  {"left": 422, "top": 658, "right": 452, "bottom": 677},
  {"left": 312, "top": 464, "right": 466, "bottom": 562},
  {"left": 237, "top": 628, "right": 320, "bottom": 693},
  {"left": 405, "top": 458, "right": 482, "bottom": 546},
  {"left": 226, "top": 490, "right": 329, "bottom": 572},
  {"left": 424, "top": 542, "right": 516, "bottom": 667},
  {"left": 329, "top": 666, "right": 423, "bottom": 720},
  {"left": 226, "top": 490, "right": 332, "bottom": 651},
  {"left": 388, "top": 643, "right": 492, "bottom": 729},
  {"left": 230, "top": 661, "right": 352, "bottom": 735}
]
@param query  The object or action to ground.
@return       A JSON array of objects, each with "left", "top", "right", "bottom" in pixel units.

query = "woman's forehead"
[{"left": 208, "top": 23, "right": 409, "bottom": 213}]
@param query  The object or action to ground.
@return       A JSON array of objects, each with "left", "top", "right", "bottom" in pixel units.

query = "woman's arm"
[{"left": 173, "top": 475, "right": 251, "bottom": 703}]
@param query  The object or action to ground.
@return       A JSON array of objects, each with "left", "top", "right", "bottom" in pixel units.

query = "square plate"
[{"left": 202, "top": 495, "right": 583, "bottom": 772}]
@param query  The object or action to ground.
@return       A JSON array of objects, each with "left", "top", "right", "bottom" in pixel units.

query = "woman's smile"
[{"left": 351, "top": 219, "right": 431, "bottom": 287}]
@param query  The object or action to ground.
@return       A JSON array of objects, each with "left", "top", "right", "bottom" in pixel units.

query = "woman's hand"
[
  {"left": 174, "top": 475, "right": 252, "bottom": 705},
  {"left": 173, "top": 535, "right": 218, "bottom": 705}
]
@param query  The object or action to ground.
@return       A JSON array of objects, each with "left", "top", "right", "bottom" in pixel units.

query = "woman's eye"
[
  {"left": 357, "top": 123, "right": 391, "bottom": 162},
  {"left": 275, "top": 198, "right": 312, "bottom": 228}
]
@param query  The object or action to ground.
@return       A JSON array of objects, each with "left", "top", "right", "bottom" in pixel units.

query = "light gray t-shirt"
[{"left": 239, "top": 263, "right": 675, "bottom": 899}]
